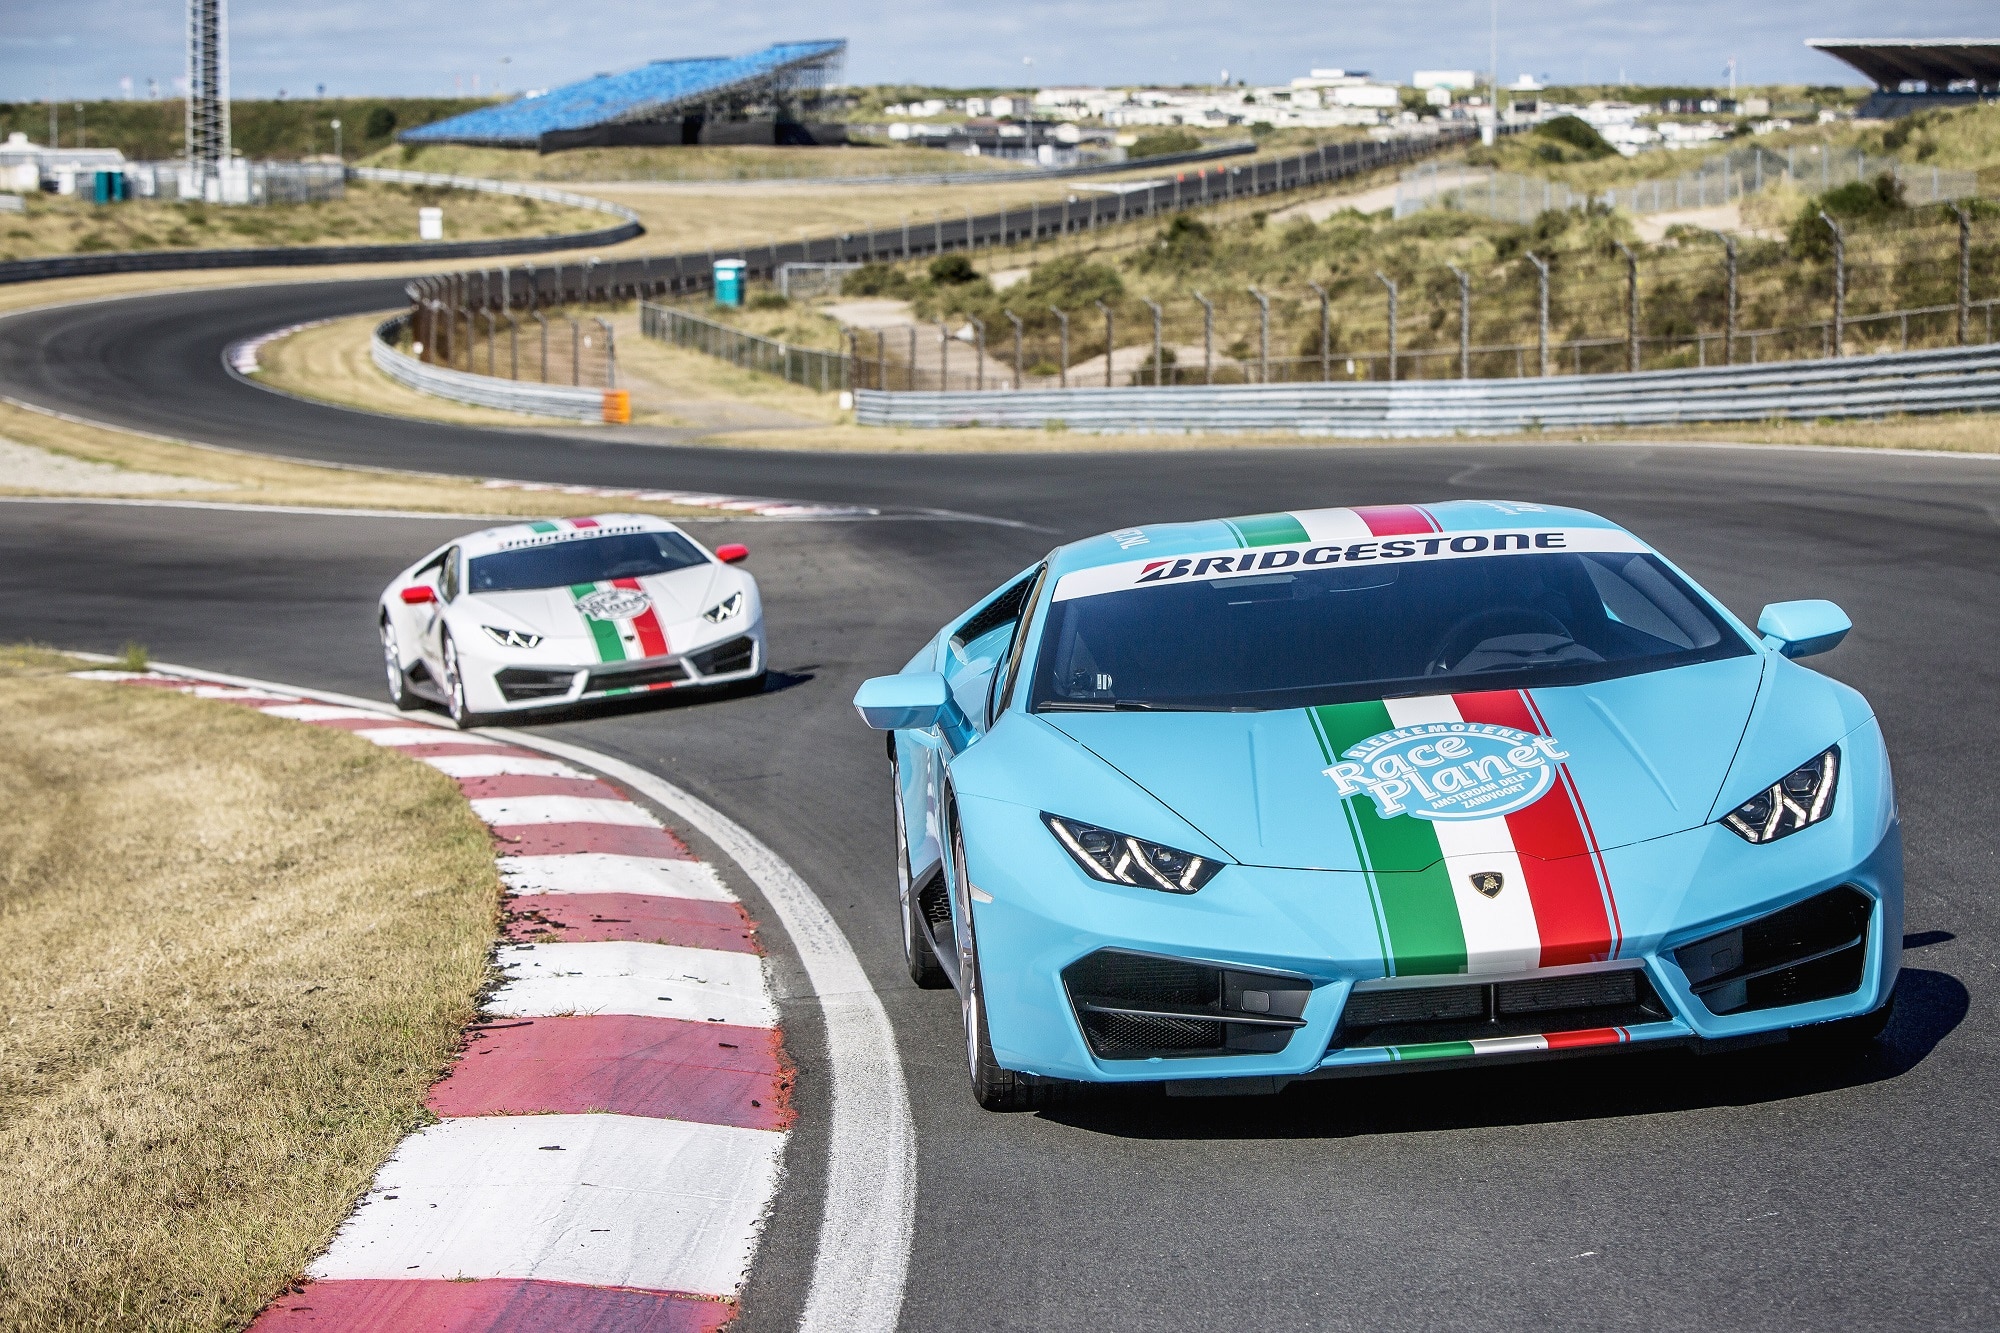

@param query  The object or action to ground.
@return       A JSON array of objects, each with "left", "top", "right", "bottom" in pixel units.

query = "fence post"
[
  {"left": 484, "top": 311, "right": 496, "bottom": 376},
  {"left": 1004, "top": 309, "right": 1023, "bottom": 389},
  {"left": 969, "top": 317, "right": 985, "bottom": 391},
  {"left": 1193, "top": 291, "right": 1214, "bottom": 385},
  {"left": 1374, "top": 272, "right": 1398, "bottom": 382},
  {"left": 1446, "top": 264, "right": 1472, "bottom": 379},
  {"left": 1248, "top": 286, "right": 1269, "bottom": 384},
  {"left": 876, "top": 329, "right": 887, "bottom": 391},
  {"left": 1143, "top": 299, "right": 1163, "bottom": 386},
  {"left": 1819, "top": 211, "right": 1845, "bottom": 357},
  {"left": 595, "top": 318, "right": 616, "bottom": 389},
  {"left": 906, "top": 325, "right": 917, "bottom": 391},
  {"left": 1526, "top": 252, "right": 1551, "bottom": 376},
  {"left": 902, "top": 215, "right": 910, "bottom": 260},
  {"left": 935, "top": 320, "right": 950, "bottom": 387},
  {"left": 1613, "top": 242, "right": 1639, "bottom": 373},
  {"left": 533, "top": 311, "right": 548, "bottom": 382},
  {"left": 1051, "top": 308, "right": 1069, "bottom": 388},
  {"left": 1094, "top": 300, "right": 1114, "bottom": 387},
  {"left": 1712, "top": 231, "right": 1737, "bottom": 363},
  {"left": 966, "top": 208, "right": 975, "bottom": 253},
  {"left": 508, "top": 314, "right": 518, "bottom": 379},
  {"left": 1953, "top": 202, "right": 1971, "bottom": 345},
  {"left": 571, "top": 318, "right": 581, "bottom": 385},
  {"left": 1307, "top": 281, "right": 1330, "bottom": 381}
]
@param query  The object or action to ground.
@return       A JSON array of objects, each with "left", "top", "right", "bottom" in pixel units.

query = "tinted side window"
[{"left": 439, "top": 547, "right": 462, "bottom": 601}]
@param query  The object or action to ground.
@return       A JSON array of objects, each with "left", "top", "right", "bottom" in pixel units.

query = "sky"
[{"left": 2, "top": 0, "right": 1994, "bottom": 102}]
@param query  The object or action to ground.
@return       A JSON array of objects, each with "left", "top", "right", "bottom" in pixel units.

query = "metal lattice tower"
[{"left": 186, "top": 0, "right": 229, "bottom": 179}]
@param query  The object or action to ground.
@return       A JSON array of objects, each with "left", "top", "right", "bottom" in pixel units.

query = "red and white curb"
[{"left": 73, "top": 665, "right": 912, "bottom": 1333}]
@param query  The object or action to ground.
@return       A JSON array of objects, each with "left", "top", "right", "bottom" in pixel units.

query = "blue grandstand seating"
[{"left": 403, "top": 41, "right": 846, "bottom": 147}]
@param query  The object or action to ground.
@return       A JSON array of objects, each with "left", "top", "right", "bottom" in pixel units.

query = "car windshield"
[
  {"left": 468, "top": 532, "right": 706, "bottom": 593},
  {"left": 1031, "top": 551, "right": 1750, "bottom": 712}
]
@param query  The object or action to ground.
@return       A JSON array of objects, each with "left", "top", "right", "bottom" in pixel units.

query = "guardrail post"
[
  {"left": 1193, "top": 291, "right": 1214, "bottom": 385},
  {"left": 1004, "top": 309, "right": 1023, "bottom": 389},
  {"left": 1374, "top": 272, "right": 1398, "bottom": 382},
  {"left": 1526, "top": 253, "right": 1551, "bottom": 376},
  {"left": 1613, "top": 242, "right": 1639, "bottom": 373},
  {"left": 1248, "top": 287, "right": 1269, "bottom": 384},
  {"left": 1954, "top": 202, "right": 1971, "bottom": 345},
  {"left": 1819, "top": 211, "right": 1845, "bottom": 358},
  {"left": 1307, "top": 281, "right": 1330, "bottom": 381},
  {"left": 1143, "top": 299, "right": 1163, "bottom": 386},
  {"left": 1052, "top": 308, "right": 1070, "bottom": 388},
  {"left": 1446, "top": 265, "right": 1472, "bottom": 379}
]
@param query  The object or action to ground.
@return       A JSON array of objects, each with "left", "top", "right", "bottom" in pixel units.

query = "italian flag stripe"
[
  {"left": 570, "top": 582, "right": 626, "bottom": 662},
  {"left": 1352, "top": 504, "right": 1440, "bottom": 536},
  {"left": 611, "top": 577, "right": 670, "bottom": 657},
  {"left": 1225, "top": 513, "right": 1312, "bottom": 547},
  {"left": 570, "top": 517, "right": 599, "bottom": 529},
  {"left": 1310, "top": 701, "right": 1465, "bottom": 977},
  {"left": 528, "top": 521, "right": 560, "bottom": 534},
  {"left": 1314, "top": 688, "right": 1621, "bottom": 978},
  {"left": 1389, "top": 1026, "right": 1627, "bottom": 1062},
  {"left": 1455, "top": 690, "right": 1620, "bottom": 965}
]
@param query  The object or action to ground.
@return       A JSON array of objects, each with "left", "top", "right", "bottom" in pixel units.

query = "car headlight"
[
  {"left": 703, "top": 591, "right": 745, "bottom": 624},
  {"left": 481, "top": 625, "right": 543, "bottom": 649},
  {"left": 1721, "top": 746, "right": 1838, "bottom": 844},
  {"left": 1043, "top": 813, "right": 1223, "bottom": 894}
]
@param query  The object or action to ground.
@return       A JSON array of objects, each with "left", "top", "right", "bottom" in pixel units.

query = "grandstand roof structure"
[
  {"left": 1807, "top": 39, "right": 2000, "bottom": 92},
  {"left": 403, "top": 40, "right": 847, "bottom": 149}
]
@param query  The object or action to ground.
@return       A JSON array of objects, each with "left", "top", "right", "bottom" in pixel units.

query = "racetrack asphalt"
[{"left": 3, "top": 282, "right": 1998, "bottom": 1329}]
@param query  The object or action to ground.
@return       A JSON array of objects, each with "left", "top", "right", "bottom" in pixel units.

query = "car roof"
[
  {"left": 453, "top": 513, "right": 687, "bottom": 560},
  {"left": 1046, "top": 501, "right": 1637, "bottom": 580}
]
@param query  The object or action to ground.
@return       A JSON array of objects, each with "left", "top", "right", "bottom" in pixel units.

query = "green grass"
[{"left": 0, "top": 97, "right": 492, "bottom": 163}]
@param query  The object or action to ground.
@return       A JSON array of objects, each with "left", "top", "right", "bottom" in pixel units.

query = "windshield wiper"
[{"left": 1039, "top": 699, "right": 1210, "bottom": 713}]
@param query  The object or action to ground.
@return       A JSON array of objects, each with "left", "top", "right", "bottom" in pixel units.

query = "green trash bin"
[{"left": 713, "top": 259, "right": 746, "bottom": 308}]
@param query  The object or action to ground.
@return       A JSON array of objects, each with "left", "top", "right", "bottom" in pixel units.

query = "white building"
[
  {"left": 0, "top": 131, "right": 127, "bottom": 194},
  {"left": 1413, "top": 69, "right": 1479, "bottom": 90}
]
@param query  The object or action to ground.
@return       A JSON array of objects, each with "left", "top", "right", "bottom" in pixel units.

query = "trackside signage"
[{"left": 1050, "top": 527, "right": 1650, "bottom": 602}]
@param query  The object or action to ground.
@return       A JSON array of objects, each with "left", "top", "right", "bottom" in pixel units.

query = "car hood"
[
  {"left": 466, "top": 565, "right": 725, "bottom": 641},
  {"left": 1041, "top": 655, "right": 1768, "bottom": 872}
]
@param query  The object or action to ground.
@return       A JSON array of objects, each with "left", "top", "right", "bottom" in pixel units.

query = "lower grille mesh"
[{"left": 1336, "top": 969, "right": 1666, "bottom": 1050}]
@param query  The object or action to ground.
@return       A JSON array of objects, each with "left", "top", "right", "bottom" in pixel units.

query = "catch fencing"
[
  {"left": 1395, "top": 146, "right": 1977, "bottom": 223},
  {"left": 639, "top": 302, "right": 852, "bottom": 392},
  {"left": 369, "top": 315, "right": 621, "bottom": 421},
  {"left": 852, "top": 343, "right": 2000, "bottom": 435}
]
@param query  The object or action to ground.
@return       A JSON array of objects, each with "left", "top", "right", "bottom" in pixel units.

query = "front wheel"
[
  {"left": 380, "top": 616, "right": 411, "bottom": 709},
  {"left": 441, "top": 632, "right": 486, "bottom": 730},
  {"left": 950, "top": 803, "right": 1077, "bottom": 1111}
]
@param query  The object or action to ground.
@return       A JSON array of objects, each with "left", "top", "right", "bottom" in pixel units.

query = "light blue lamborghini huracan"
[{"left": 854, "top": 502, "right": 1900, "bottom": 1109}]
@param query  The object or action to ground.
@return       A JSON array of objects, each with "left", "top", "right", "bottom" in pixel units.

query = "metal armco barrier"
[
  {"left": 852, "top": 343, "right": 2000, "bottom": 435},
  {"left": 0, "top": 176, "right": 642, "bottom": 288},
  {"left": 369, "top": 316, "right": 613, "bottom": 422}
]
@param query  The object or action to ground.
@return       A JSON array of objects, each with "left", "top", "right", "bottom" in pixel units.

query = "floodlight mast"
[{"left": 187, "top": 0, "right": 230, "bottom": 185}]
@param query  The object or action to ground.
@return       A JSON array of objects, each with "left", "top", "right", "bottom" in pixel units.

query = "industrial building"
[{"left": 401, "top": 40, "right": 849, "bottom": 152}]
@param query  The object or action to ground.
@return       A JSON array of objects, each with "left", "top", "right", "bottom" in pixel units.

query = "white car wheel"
[
  {"left": 380, "top": 616, "right": 410, "bottom": 709},
  {"left": 442, "top": 632, "right": 478, "bottom": 730}
]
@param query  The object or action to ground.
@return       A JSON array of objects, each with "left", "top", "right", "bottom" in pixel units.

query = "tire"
[
  {"left": 1796, "top": 994, "right": 1896, "bottom": 1052},
  {"left": 949, "top": 802, "right": 1078, "bottom": 1111},
  {"left": 893, "top": 756, "right": 948, "bottom": 989},
  {"left": 441, "top": 632, "right": 485, "bottom": 730},
  {"left": 380, "top": 615, "right": 411, "bottom": 709}
]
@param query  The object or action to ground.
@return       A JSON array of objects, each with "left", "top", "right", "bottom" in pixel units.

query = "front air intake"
[
  {"left": 495, "top": 667, "right": 577, "bottom": 702},
  {"left": 1675, "top": 885, "right": 1873, "bottom": 1015},
  {"left": 690, "top": 636, "right": 756, "bottom": 677},
  {"left": 1062, "top": 949, "right": 1311, "bottom": 1060},
  {"left": 1334, "top": 968, "right": 1668, "bottom": 1050}
]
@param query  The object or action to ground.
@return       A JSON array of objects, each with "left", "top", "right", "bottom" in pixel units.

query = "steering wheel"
[{"left": 1424, "top": 608, "right": 1572, "bottom": 676}]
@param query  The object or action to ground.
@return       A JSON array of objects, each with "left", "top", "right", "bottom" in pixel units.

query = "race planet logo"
[
  {"left": 574, "top": 587, "right": 652, "bottom": 621},
  {"left": 1324, "top": 722, "right": 1569, "bottom": 821}
]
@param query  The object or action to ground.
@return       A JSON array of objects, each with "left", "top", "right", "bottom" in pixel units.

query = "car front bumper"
[
  {"left": 960, "top": 792, "right": 1903, "bottom": 1087},
  {"left": 460, "top": 624, "right": 764, "bottom": 714}
]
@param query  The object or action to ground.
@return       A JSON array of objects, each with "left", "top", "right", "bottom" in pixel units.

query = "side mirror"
[
  {"left": 715, "top": 543, "right": 749, "bottom": 565},
  {"left": 399, "top": 585, "right": 437, "bottom": 604},
  {"left": 1757, "top": 600, "right": 1850, "bottom": 659},
  {"left": 854, "top": 672, "right": 959, "bottom": 731}
]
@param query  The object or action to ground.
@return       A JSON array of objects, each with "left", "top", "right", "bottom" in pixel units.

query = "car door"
[
  {"left": 419, "top": 546, "right": 461, "bottom": 674},
  {"left": 903, "top": 566, "right": 1044, "bottom": 884}
]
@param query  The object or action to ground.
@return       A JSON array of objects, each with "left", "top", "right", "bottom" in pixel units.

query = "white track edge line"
[{"left": 116, "top": 656, "right": 914, "bottom": 1333}]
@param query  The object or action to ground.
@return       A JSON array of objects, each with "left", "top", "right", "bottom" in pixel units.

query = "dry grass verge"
[
  {"left": 0, "top": 398, "right": 718, "bottom": 518},
  {"left": 0, "top": 647, "right": 498, "bottom": 1330}
]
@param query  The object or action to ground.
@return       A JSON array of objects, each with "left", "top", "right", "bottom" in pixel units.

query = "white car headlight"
[
  {"left": 482, "top": 625, "right": 543, "bottom": 649},
  {"left": 703, "top": 591, "right": 745, "bottom": 624},
  {"left": 1721, "top": 746, "right": 1838, "bottom": 844}
]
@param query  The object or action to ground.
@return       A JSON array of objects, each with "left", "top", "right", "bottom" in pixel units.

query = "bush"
[
  {"left": 365, "top": 105, "right": 398, "bottom": 140},
  {"left": 1011, "top": 255, "right": 1124, "bottom": 310},
  {"left": 928, "top": 253, "right": 979, "bottom": 285},
  {"left": 1788, "top": 174, "right": 1904, "bottom": 259},
  {"left": 748, "top": 292, "right": 789, "bottom": 310},
  {"left": 842, "top": 263, "right": 913, "bottom": 297},
  {"left": 1534, "top": 115, "right": 1616, "bottom": 160},
  {"left": 1133, "top": 213, "right": 1216, "bottom": 273},
  {"left": 1129, "top": 129, "right": 1202, "bottom": 160}
]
